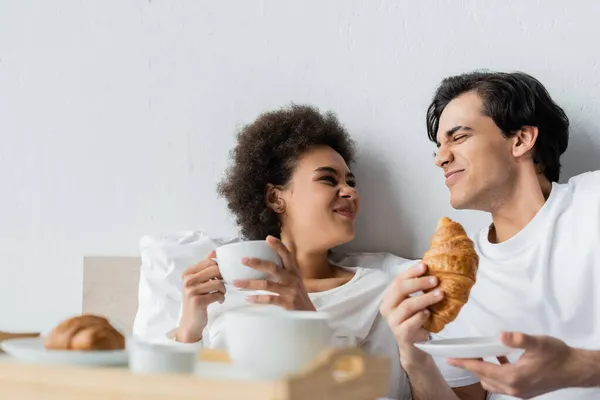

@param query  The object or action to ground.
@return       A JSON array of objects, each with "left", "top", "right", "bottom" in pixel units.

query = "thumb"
[
  {"left": 500, "top": 331, "right": 539, "bottom": 350},
  {"left": 266, "top": 235, "right": 293, "bottom": 269},
  {"left": 206, "top": 249, "right": 217, "bottom": 260}
]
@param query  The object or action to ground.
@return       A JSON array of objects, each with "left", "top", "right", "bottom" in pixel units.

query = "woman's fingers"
[
  {"left": 232, "top": 279, "right": 287, "bottom": 294},
  {"left": 189, "top": 291, "right": 226, "bottom": 307},
  {"left": 183, "top": 265, "right": 222, "bottom": 288},
  {"left": 242, "top": 257, "right": 280, "bottom": 277},
  {"left": 265, "top": 236, "right": 294, "bottom": 270},
  {"left": 187, "top": 278, "right": 226, "bottom": 296},
  {"left": 182, "top": 257, "right": 217, "bottom": 278}
]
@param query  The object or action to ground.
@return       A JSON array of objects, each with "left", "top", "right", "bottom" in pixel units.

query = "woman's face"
[{"left": 273, "top": 145, "right": 359, "bottom": 252}]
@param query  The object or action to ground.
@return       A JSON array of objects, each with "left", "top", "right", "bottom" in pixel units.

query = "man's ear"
[
  {"left": 266, "top": 183, "right": 286, "bottom": 214},
  {"left": 512, "top": 125, "right": 539, "bottom": 159}
]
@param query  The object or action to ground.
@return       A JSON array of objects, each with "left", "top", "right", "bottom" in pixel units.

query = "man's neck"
[{"left": 488, "top": 174, "right": 552, "bottom": 244}]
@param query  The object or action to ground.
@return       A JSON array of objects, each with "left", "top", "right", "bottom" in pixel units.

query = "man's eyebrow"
[{"left": 436, "top": 126, "right": 473, "bottom": 147}]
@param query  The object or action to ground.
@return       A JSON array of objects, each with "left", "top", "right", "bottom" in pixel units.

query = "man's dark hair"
[
  {"left": 218, "top": 104, "right": 355, "bottom": 240},
  {"left": 426, "top": 71, "right": 569, "bottom": 182}
]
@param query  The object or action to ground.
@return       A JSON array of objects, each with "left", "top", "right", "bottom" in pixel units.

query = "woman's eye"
[
  {"left": 454, "top": 134, "right": 467, "bottom": 142},
  {"left": 320, "top": 176, "right": 338, "bottom": 185},
  {"left": 347, "top": 180, "right": 357, "bottom": 188}
]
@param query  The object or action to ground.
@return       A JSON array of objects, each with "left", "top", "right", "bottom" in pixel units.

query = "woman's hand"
[
  {"left": 233, "top": 236, "right": 316, "bottom": 311},
  {"left": 176, "top": 250, "right": 226, "bottom": 343}
]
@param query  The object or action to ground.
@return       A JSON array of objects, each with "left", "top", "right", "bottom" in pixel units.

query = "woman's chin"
[{"left": 328, "top": 229, "right": 356, "bottom": 248}]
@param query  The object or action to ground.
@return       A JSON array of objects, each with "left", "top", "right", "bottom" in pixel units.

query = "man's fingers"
[
  {"left": 388, "top": 307, "right": 431, "bottom": 343},
  {"left": 380, "top": 265, "right": 436, "bottom": 317},
  {"left": 401, "top": 275, "right": 439, "bottom": 296},
  {"left": 380, "top": 282, "right": 404, "bottom": 317},
  {"left": 497, "top": 356, "right": 510, "bottom": 365},
  {"left": 394, "top": 290, "right": 444, "bottom": 323},
  {"left": 479, "top": 379, "right": 505, "bottom": 397},
  {"left": 500, "top": 331, "right": 539, "bottom": 350},
  {"left": 398, "top": 263, "right": 429, "bottom": 281},
  {"left": 448, "top": 358, "right": 514, "bottom": 396},
  {"left": 447, "top": 358, "right": 509, "bottom": 381}
]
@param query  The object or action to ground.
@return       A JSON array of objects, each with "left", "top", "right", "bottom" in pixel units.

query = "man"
[{"left": 380, "top": 71, "right": 600, "bottom": 399}]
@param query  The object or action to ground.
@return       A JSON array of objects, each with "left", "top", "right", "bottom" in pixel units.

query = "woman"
[{"left": 174, "top": 104, "right": 411, "bottom": 399}]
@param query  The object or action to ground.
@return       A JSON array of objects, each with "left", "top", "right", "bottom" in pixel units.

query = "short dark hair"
[
  {"left": 426, "top": 71, "right": 569, "bottom": 182},
  {"left": 217, "top": 104, "right": 355, "bottom": 240}
]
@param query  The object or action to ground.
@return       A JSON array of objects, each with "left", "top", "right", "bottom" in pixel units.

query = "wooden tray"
[
  {"left": 0, "top": 331, "right": 40, "bottom": 352},
  {"left": 0, "top": 345, "right": 390, "bottom": 399}
]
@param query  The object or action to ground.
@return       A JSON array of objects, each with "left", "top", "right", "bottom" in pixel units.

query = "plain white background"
[{"left": 1, "top": 1, "right": 600, "bottom": 331}]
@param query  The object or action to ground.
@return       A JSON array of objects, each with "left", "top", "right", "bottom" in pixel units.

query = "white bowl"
[
  {"left": 224, "top": 309, "right": 333, "bottom": 379},
  {"left": 127, "top": 339, "right": 198, "bottom": 375}
]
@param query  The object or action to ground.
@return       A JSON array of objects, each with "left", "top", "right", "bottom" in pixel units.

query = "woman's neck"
[
  {"left": 278, "top": 234, "right": 356, "bottom": 293},
  {"left": 280, "top": 237, "right": 335, "bottom": 279}
]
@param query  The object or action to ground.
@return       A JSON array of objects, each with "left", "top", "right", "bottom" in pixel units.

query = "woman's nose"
[{"left": 340, "top": 185, "right": 357, "bottom": 199}]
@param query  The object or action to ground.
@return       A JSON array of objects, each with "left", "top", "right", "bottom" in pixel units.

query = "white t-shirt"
[
  {"left": 198, "top": 265, "right": 413, "bottom": 400},
  {"left": 436, "top": 171, "right": 600, "bottom": 399}
]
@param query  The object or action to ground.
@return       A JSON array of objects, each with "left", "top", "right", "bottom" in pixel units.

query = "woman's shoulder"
[{"left": 330, "top": 251, "right": 419, "bottom": 277}]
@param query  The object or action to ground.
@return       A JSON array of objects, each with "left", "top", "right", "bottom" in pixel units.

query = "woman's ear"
[
  {"left": 266, "top": 183, "right": 286, "bottom": 214},
  {"left": 512, "top": 125, "right": 539, "bottom": 159}
]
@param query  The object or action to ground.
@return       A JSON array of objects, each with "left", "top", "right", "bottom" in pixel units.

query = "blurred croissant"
[
  {"left": 422, "top": 217, "right": 479, "bottom": 333},
  {"left": 44, "top": 314, "right": 125, "bottom": 351}
]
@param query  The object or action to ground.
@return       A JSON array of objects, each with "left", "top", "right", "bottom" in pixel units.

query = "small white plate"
[
  {"left": 414, "top": 336, "right": 515, "bottom": 359},
  {"left": 0, "top": 337, "right": 128, "bottom": 366}
]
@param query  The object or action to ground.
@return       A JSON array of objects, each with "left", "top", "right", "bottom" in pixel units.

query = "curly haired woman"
[{"left": 175, "top": 104, "right": 412, "bottom": 399}]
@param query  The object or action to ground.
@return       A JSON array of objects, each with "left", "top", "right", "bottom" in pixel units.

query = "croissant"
[
  {"left": 422, "top": 217, "right": 479, "bottom": 333},
  {"left": 44, "top": 314, "right": 125, "bottom": 351}
]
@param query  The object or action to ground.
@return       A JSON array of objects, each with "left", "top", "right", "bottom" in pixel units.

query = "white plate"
[
  {"left": 414, "top": 336, "right": 515, "bottom": 359},
  {"left": 0, "top": 337, "right": 128, "bottom": 366}
]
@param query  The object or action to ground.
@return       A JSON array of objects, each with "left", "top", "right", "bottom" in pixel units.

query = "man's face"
[{"left": 434, "top": 91, "right": 517, "bottom": 211}]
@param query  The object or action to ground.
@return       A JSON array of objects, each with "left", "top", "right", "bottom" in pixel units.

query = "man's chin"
[{"left": 449, "top": 193, "right": 468, "bottom": 210}]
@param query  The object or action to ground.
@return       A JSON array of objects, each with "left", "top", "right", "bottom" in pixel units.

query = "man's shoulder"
[
  {"left": 466, "top": 225, "right": 491, "bottom": 246},
  {"left": 564, "top": 170, "right": 600, "bottom": 195}
]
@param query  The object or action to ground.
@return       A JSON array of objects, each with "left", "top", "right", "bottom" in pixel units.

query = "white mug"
[
  {"left": 224, "top": 308, "right": 355, "bottom": 379},
  {"left": 215, "top": 240, "right": 281, "bottom": 285}
]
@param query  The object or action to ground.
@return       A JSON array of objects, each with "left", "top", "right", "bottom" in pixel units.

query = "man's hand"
[
  {"left": 379, "top": 262, "right": 444, "bottom": 366},
  {"left": 448, "top": 332, "right": 581, "bottom": 399}
]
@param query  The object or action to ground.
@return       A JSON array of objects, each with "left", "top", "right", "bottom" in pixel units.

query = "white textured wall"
[{"left": 2, "top": 1, "right": 600, "bottom": 331}]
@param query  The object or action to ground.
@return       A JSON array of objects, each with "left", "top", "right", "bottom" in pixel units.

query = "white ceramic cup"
[
  {"left": 224, "top": 308, "right": 355, "bottom": 379},
  {"left": 127, "top": 339, "right": 198, "bottom": 375},
  {"left": 215, "top": 240, "right": 281, "bottom": 285}
]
